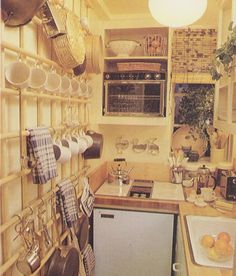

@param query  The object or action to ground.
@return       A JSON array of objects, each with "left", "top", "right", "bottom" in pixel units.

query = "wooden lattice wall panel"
[{"left": 172, "top": 29, "right": 217, "bottom": 74}]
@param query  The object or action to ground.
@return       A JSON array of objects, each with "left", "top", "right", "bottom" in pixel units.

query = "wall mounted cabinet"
[{"left": 98, "top": 27, "right": 172, "bottom": 126}]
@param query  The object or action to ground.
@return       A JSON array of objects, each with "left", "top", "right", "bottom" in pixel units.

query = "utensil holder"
[{"left": 171, "top": 167, "right": 184, "bottom": 184}]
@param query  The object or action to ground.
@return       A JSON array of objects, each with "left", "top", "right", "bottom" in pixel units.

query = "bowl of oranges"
[{"left": 200, "top": 231, "right": 234, "bottom": 262}]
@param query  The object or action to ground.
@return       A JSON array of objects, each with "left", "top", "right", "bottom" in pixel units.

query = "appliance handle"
[
  {"left": 211, "top": 175, "right": 217, "bottom": 190},
  {"left": 172, "top": 262, "right": 180, "bottom": 272},
  {"left": 101, "top": 214, "right": 114, "bottom": 219}
]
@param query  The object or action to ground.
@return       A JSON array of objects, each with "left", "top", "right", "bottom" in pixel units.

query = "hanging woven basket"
[
  {"left": 85, "top": 35, "right": 103, "bottom": 74},
  {"left": 52, "top": 7, "right": 86, "bottom": 69}
]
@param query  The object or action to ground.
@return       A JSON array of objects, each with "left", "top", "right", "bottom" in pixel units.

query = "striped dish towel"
[
  {"left": 27, "top": 127, "right": 57, "bottom": 184},
  {"left": 57, "top": 179, "right": 79, "bottom": 228},
  {"left": 80, "top": 177, "right": 94, "bottom": 217},
  {"left": 83, "top": 244, "right": 95, "bottom": 276}
]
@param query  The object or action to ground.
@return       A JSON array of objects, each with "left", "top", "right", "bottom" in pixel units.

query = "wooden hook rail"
[
  {"left": 1, "top": 41, "right": 71, "bottom": 73},
  {"left": 0, "top": 166, "right": 90, "bottom": 235},
  {"left": 0, "top": 123, "right": 88, "bottom": 141},
  {"left": 0, "top": 228, "right": 69, "bottom": 275},
  {"left": 1, "top": 87, "right": 90, "bottom": 103},
  {"left": 0, "top": 169, "right": 31, "bottom": 187}
]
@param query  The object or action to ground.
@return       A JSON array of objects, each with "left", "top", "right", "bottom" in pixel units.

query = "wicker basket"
[
  {"left": 144, "top": 34, "right": 167, "bottom": 56},
  {"left": 85, "top": 35, "right": 103, "bottom": 74},
  {"left": 117, "top": 62, "right": 161, "bottom": 72},
  {"left": 52, "top": 7, "right": 86, "bottom": 69}
]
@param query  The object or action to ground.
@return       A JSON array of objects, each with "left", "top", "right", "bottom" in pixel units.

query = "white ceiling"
[{"left": 92, "top": 0, "right": 221, "bottom": 27}]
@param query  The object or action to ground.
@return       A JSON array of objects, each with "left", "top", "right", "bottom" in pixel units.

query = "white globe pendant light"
[{"left": 148, "top": 0, "right": 207, "bottom": 27}]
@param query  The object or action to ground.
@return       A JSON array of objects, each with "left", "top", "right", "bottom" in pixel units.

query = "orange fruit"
[
  {"left": 201, "top": 234, "right": 215, "bottom": 248},
  {"left": 217, "top": 232, "right": 231, "bottom": 243},
  {"left": 225, "top": 244, "right": 234, "bottom": 257},
  {"left": 214, "top": 239, "right": 231, "bottom": 256}
]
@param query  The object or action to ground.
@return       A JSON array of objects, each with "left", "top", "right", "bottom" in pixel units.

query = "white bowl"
[{"left": 108, "top": 40, "right": 140, "bottom": 57}]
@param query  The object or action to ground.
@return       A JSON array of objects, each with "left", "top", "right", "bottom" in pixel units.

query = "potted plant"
[
  {"left": 178, "top": 85, "right": 215, "bottom": 141},
  {"left": 210, "top": 22, "right": 236, "bottom": 80}
]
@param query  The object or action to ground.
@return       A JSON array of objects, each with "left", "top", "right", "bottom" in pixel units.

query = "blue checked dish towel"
[
  {"left": 27, "top": 127, "right": 57, "bottom": 184},
  {"left": 57, "top": 178, "right": 79, "bottom": 228}
]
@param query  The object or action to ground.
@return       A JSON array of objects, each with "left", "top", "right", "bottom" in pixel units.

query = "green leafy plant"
[
  {"left": 210, "top": 22, "right": 236, "bottom": 81},
  {"left": 179, "top": 86, "right": 215, "bottom": 140}
]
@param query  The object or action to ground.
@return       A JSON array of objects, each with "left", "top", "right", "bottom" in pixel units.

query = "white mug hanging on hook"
[
  {"left": 53, "top": 139, "right": 72, "bottom": 163},
  {"left": 5, "top": 59, "right": 31, "bottom": 89},
  {"left": 29, "top": 63, "right": 47, "bottom": 90},
  {"left": 45, "top": 69, "right": 61, "bottom": 93},
  {"left": 72, "top": 130, "right": 89, "bottom": 154},
  {"left": 79, "top": 79, "right": 88, "bottom": 96},
  {"left": 85, "top": 83, "right": 93, "bottom": 98},
  {"left": 71, "top": 78, "right": 80, "bottom": 95},
  {"left": 61, "top": 133, "right": 80, "bottom": 156},
  {"left": 60, "top": 75, "right": 71, "bottom": 94}
]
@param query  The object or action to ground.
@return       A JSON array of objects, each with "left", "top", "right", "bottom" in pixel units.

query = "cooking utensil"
[
  {"left": 196, "top": 165, "right": 217, "bottom": 194},
  {"left": 52, "top": 8, "right": 86, "bottom": 69},
  {"left": 73, "top": 214, "right": 89, "bottom": 253},
  {"left": 17, "top": 245, "right": 40, "bottom": 275},
  {"left": 16, "top": 216, "right": 41, "bottom": 275},
  {"left": 46, "top": 205, "right": 80, "bottom": 276},
  {"left": 1, "top": 0, "right": 46, "bottom": 27},
  {"left": 37, "top": 2, "right": 66, "bottom": 39}
]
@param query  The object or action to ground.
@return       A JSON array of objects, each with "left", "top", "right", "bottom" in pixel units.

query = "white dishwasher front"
[{"left": 93, "top": 208, "right": 174, "bottom": 276}]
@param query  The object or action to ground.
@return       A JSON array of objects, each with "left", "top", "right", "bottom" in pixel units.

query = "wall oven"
[{"left": 103, "top": 72, "right": 166, "bottom": 117}]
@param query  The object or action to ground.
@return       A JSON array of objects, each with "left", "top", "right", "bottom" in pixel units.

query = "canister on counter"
[{"left": 171, "top": 166, "right": 184, "bottom": 184}]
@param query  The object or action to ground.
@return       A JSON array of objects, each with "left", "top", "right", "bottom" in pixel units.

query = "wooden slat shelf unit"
[
  {"left": 0, "top": 8, "right": 91, "bottom": 273},
  {"left": 0, "top": 123, "right": 88, "bottom": 140}
]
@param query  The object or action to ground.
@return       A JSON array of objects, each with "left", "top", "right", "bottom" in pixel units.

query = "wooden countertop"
[{"left": 95, "top": 194, "right": 180, "bottom": 214}]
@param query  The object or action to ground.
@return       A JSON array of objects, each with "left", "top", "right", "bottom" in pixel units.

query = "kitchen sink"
[
  {"left": 185, "top": 215, "right": 236, "bottom": 269},
  {"left": 95, "top": 180, "right": 185, "bottom": 201}
]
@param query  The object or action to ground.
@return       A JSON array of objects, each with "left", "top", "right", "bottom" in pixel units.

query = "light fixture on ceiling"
[{"left": 148, "top": 0, "right": 207, "bottom": 28}]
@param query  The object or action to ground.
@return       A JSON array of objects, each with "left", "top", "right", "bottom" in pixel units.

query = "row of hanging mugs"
[
  {"left": 5, "top": 59, "right": 92, "bottom": 97},
  {"left": 53, "top": 129, "right": 93, "bottom": 163}
]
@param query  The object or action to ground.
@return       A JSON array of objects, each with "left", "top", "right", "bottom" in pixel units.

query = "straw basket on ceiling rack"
[
  {"left": 85, "top": 35, "right": 103, "bottom": 74},
  {"left": 52, "top": 7, "right": 86, "bottom": 69}
]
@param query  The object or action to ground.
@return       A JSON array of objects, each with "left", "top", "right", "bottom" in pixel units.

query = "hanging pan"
[
  {"left": 1, "top": 0, "right": 46, "bottom": 27},
  {"left": 46, "top": 207, "right": 80, "bottom": 276},
  {"left": 73, "top": 213, "right": 89, "bottom": 253}
]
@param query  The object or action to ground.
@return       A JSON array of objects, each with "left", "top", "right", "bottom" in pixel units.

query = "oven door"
[{"left": 103, "top": 80, "right": 165, "bottom": 117}]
